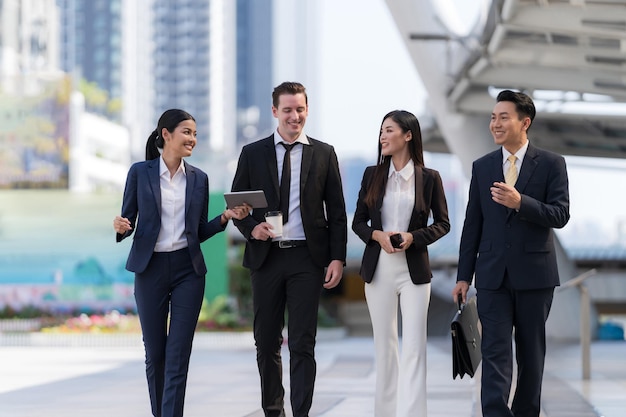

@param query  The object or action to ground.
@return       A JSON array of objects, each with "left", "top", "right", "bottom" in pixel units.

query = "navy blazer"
[
  {"left": 116, "top": 158, "right": 225, "bottom": 276},
  {"left": 457, "top": 143, "right": 570, "bottom": 290},
  {"left": 352, "top": 164, "right": 450, "bottom": 284},
  {"left": 231, "top": 134, "right": 347, "bottom": 270}
]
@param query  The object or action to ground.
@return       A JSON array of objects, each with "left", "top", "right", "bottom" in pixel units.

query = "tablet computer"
[{"left": 224, "top": 190, "right": 268, "bottom": 209}]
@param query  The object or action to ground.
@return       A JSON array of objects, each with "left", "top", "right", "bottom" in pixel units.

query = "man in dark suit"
[
  {"left": 231, "top": 81, "right": 347, "bottom": 417},
  {"left": 452, "top": 90, "right": 570, "bottom": 417}
]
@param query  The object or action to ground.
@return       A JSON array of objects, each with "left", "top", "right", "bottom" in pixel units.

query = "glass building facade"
[
  {"left": 58, "top": 0, "right": 123, "bottom": 100},
  {"left": 152, "top": 0, "right": 211, "bottom": 143},
  {"left": 235, "top": 0, "right": 274, "bottom": 147}
]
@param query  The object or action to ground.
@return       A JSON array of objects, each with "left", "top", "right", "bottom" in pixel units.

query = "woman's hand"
[
  {"left": 395, "top": 232, "right": 413, "bottom": 251},
  {"left": 113, "top": 216, "right": 132, "bottom": 234},
  {"left": 372, "top": 230, "right": 412, "bottom": 254},
  {"left": 372, "top": 230, "right": 395, "bottom": 254},
  {"left": 221, "top": 203, "right": 251, "bottom": 224}
]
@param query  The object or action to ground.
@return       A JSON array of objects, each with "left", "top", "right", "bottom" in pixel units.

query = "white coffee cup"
[{"left": 265, "top": 211, "right": 283, "bottom": 238}]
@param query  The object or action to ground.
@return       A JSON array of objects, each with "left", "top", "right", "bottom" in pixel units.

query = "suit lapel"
[
  {"left": 300, "top": 138, "right": 313, "bottom": 193},
  {"left": 503, "top": 144, "right": 538, "bottom": 220},
  {"left": 264, "top": 136, "right": 280, "bottom": 202},
  {"left": 490, "top": 151, "right": 510, "bottom": 217},
  {"left": 516, "top": 144, "right": 538, "bottom": 193},
  {"left": 413, "top": 165, "right": 425, "bottom": 213},
  {"left": 375, "top": 170, "right": 387, "bottom": 212},
  {"left": 147, "top": 158, "right": 162, "bottom": 217},
  {"left": 491, "top": 150, "right": 505, "bottom": 184},
  {"left": 185, "top": 161, "right": 195, "bottom": 218}
]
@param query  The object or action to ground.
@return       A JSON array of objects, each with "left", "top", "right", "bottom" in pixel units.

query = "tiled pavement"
[{"left": 0, "top": 332, "right": 624, "bottom": 417}]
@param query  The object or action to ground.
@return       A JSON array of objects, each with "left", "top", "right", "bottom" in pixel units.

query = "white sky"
[
  {"left": 561, "top": 156, "right": 626, "bottom": 243},
  {"left": 314, "top": 0, "right": 426, "bottom": 160}
]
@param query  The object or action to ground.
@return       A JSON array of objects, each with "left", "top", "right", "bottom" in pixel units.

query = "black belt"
[{"left": 271, "top": 240, "right": 307, "bottom": 249}]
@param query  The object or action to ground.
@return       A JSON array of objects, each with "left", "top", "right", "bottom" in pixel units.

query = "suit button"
[{"left": 505, "top": 243, "right": 511, "bottom": 248}]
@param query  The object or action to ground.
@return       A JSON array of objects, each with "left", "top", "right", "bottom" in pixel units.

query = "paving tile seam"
[{"left": 542, "top": 372, "right": 602, "bottom": 417}]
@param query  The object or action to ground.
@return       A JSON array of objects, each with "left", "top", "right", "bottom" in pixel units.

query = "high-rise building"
[
  {"left": 57, "top": 0, "right": 153, "bottom": 160},
  {"left": 1, "top": 0, "right": 60, "bottom": 80},
  {"left": 57, "top": 0, "right": 122, "bottom": 110},
  {"left": 151, "top": 0, "right": 236, "bottom": 160},
  {"left": 152, "top": 0, "right": 211, "bottom": 140},
  {"left": 56, "top": 0, "right": 276, "bottom": 165},
  {"left": 235, "top": 0, "right": 274, "bottom": 147}
]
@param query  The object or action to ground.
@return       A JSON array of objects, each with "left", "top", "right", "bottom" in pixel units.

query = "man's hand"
[
  {"left": 250, "top": 223, "right": 275, "bottom": 240},
  {"left": 491, "top": 182, "right": 521, "bottom": 210},
  {"left": 451, "top": 281, "right": 470, "bottom": 304},
  {"left": 323, "top": 260, "right": 344, "bottom": 289}
]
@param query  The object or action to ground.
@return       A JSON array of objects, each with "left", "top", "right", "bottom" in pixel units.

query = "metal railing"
[{"left": 558, "top": 268, "right": 597, "bottom": 380}]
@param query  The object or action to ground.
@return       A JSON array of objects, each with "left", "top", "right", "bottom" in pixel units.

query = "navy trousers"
[
  {"left": 478, "top": 273, "right": 554, "bottom": 417},
  {"left": 134, "top": 248, "right": 205, "bottom": 417}
]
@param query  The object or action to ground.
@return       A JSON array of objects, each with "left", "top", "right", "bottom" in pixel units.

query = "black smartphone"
[{"left": 389, "top": 233, "right": 403, "bottom": 249}]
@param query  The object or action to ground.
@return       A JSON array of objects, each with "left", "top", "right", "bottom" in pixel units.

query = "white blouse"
[
  {"left": 154, "top": 156, "right": 188, "bottom": 252},
  {"left": 380, "top": 161, "right": 415, "bottom": 233}
]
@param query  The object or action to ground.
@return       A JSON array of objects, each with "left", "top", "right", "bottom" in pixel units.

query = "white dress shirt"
[
  {"left": 154, "top": 156, "right": 188, "bottom": 252},
  {"left": 502, "top": 141, "right": 529, "bottom": 179},
  {"left": 381, "top": 161, "right": 415, "bottom": 233},
  {"left": 274, "top": 129, "right": 309, "bottom": 241}
]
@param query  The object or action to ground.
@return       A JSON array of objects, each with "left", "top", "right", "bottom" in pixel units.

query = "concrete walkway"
[{"left": 0, "top": 333, "right": 623, "bottom": 416}]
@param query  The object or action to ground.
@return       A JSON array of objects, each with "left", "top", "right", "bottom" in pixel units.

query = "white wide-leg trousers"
[{"left": 365, "top": 250, "right": 431, "bottom": 417}]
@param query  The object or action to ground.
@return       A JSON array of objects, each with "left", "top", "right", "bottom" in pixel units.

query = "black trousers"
[
  {"left": 134, "top": 248, "right": 205, "bottom": 417},
  {"left": 251, "top": 245, "right": 324, "bottom": 417},
  {"left": 478, "top": 272, "right": 554, "bottom": 417}
]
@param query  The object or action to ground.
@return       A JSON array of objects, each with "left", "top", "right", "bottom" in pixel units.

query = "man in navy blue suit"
[{"left": 452, "top": 90, "right": 570, "bottom": 417}]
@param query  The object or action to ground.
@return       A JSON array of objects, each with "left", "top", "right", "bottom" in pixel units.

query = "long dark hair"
[
  {"left": 145, "top": 109, "right": 196, "bottom": 160},
  {"left": 364, "top": 110, "right": 424, "bottom": 208}
]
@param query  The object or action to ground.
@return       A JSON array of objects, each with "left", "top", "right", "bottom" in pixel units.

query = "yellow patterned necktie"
[{"left": 505, "top": 155, "right": 518, "bottom": 185}]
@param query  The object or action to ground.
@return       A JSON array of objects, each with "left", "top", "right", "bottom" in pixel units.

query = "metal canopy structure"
[
  {"left": 393, "top": 0, "right": 626, "bottom": 159},
  {"left": 383, "top": 0, "right": 626, "bottom": 340}
]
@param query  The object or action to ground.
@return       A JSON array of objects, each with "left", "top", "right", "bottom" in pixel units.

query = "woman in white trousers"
[{"left": 352, "top": 110, "right": 450, "bottom": 417}]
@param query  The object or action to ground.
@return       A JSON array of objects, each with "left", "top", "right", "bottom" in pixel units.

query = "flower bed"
[{"left": 40, "top": 310, "right": 141, "bottom": 334}]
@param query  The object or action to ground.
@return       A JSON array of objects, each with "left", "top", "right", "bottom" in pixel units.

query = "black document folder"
[{"left": 451, "top": 296, "right": 482, "bottom": 379}]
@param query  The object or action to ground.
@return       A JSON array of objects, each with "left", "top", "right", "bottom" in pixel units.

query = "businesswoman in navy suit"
[
  {"left": 113, "top": 109, "right": 248, "bottom": 417},
  {"left": 352, "top": 110, "right": 450, "bottom": 417}
]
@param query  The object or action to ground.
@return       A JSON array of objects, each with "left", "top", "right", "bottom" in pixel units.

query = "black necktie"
[{"left": 279, "top": 142, "right": 297, "bottom": 224}]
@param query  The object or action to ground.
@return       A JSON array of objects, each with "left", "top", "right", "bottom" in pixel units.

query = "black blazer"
[
  {"left": 116, "top": 158, "right": 225, "bottom": 276},
  {"left": 231, "top": 134, "right": 347, "bottom": 270},
  {"left": 457, "top": 143, "right": 570, "bottom": 290},
  {"left": 352, "top": 164, "right": 450, "bottom": 284}
]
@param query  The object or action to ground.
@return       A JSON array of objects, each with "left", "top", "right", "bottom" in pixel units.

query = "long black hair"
[
  {"left": 364, "top": 110, "right": 424, "bottom": 208},
  {"left": 145, "top": 109, "right": 196, "bottom": 160}
]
